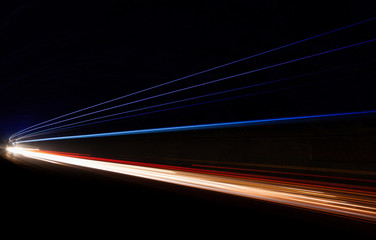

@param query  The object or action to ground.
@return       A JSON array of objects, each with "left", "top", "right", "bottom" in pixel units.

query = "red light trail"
[{"left": 7, "top": 147, "right": 376, "bottom": 223}]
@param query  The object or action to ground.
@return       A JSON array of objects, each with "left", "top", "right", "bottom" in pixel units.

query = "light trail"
[
  {"left": 7, "top": 147, "right": 376, "bottom": 223},
  {"left": 17, "top": 63, "right": 361, "bottom": 140},
  {"left": 16, "top": 87, "right": 295, "bottom": 140},
  {"left": 18, "top": 70, "right": 326, "bottom": 140},
  {"left": 13, "top": 37, "right": 376, "bottom": 140},
  {"left": 10, "top": 17, "right": 376, "bottom": 140},
  {"left": 15, "top": 110, "right": 376, "bottom": 143}
]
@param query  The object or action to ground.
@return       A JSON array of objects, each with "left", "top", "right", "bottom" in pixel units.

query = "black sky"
[{"left": 1, "top": 0, "right": 376, "bottom": 139}]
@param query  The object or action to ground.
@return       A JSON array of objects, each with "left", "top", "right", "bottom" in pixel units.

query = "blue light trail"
[
  {"left": 17, "top": 70, "right": 326, "bottom": 139},
  {"left": 10, "top": 17, "right": 376, "bottom": 140},
  {"left": 12, "top": 37, "right": 376, "bottom": 140},
  {"left": 17, "top": 84, "right": 304, "bottom": 140},
  {"left": 15, "top": 110, "right": 376, "bottom": 143}
]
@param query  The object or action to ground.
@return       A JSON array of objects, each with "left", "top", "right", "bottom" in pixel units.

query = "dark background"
[
  {"left": 1, "top": 0, "right": 376, "bottom": 139},
  {"left": 1, "top": 1, "right": 376, "bottom": 236}
]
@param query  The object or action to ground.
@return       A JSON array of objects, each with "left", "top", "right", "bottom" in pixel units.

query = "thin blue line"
[
  {"left": 15, "top": 110, "right": 376, "bottom": 143},
  {"left": 18, "top": 70, "right": 321, "bottom": 139},
  {"left": 10, "top": 17, "right": 376, "bottom": 140},
  {"left": 12, "top": 37, "right": 376, "bottom": 139},
  {"left": 16, "top": 63, "right": 359, "bottom": 139},
  {"left": 18, "top": 85, "right": 296, "bottom": 140}
]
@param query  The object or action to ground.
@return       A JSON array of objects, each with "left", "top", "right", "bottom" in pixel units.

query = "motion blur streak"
[
  {"left": 10, "top": 16, "right": 376, "bottom": 140},
  {"left": 17, "top": 68, "right": 341, "bottom": 140},
  {"left": 11, "top": 37, "right": 376, "bottom": 140},
  {"left": 7, "top": 147, "right": 376, "bottom": 223},
  {"left": 15, "top": 110, "right": 376, "bottom": 143}
]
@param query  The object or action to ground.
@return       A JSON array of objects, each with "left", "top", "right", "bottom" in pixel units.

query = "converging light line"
[
  {"left": 17, "top": 85, "right": 303, "bottom": 140},
  {"left": 17, "top": 70, "right": 328, "bottom": 139},
  {"left": 12, "top": 37, "right": 376, "bottom": 140},
  {"left": 10, "top": 17, "right": 376, "bottom": 140},
  {"left": 15, "top": 110, "right": 376, "bottom": 143},
  {"left": 7, "top": 147, "right": 376, "bottom": 222}
]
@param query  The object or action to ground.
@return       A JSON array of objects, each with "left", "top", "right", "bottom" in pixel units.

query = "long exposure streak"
[
  {"left": 10, "top": 17, "right": 375, "bottom": 140},
  {"left": 11, "top": 37, "right": 376, "bottom": 140},
  {"left": 17, "top": 68, "right": 341, "bottom": 139},
  {"left": 15, "top": 110, "right": 376, "bottom": 143},
  {"left": 7, "top": 147, "right": 376, "bottom": 223}
]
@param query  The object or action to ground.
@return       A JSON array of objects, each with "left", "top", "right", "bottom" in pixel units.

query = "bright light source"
[{"left": 7, "top": 147, "right": 39, "bottom": 155}]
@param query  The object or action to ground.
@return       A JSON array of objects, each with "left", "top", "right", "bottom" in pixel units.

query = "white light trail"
[{"left": 7, "top": 147, "right": 376, "bottom": 223}]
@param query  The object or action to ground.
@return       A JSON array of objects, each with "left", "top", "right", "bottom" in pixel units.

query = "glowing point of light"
[{"left": 7, "top": 147, "right": 39, "bottom": 154}]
